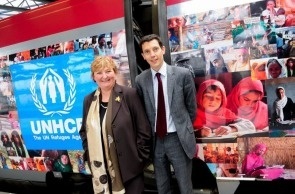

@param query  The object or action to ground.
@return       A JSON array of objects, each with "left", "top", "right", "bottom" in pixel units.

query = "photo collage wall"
[{"left": 168, "top": 0, "right": 295, "bottom": 179}]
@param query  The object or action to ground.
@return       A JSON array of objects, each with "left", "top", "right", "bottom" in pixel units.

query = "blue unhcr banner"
[{"left": 9, "top": 49, "right": 96, "bottom": 150}]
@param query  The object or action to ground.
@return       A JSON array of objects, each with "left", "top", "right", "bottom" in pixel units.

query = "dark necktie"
[{"left": 156, "top": 73, "right": 167, "bottom": 138}]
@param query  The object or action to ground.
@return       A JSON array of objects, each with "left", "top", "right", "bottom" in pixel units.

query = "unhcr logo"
[{"left": 30, "top": 68, "right": 76, "bottom": 116}]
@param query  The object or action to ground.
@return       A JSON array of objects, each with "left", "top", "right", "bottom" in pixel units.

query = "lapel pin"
[{"left": 115, "top": 96, "right": 121, "bottom": 102}]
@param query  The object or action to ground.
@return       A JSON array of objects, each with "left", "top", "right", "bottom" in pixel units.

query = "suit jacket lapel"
[
  {"left": 145, "top": 70, "right": 156, "bottom": 111},
  {"left": 167, "top": 65, "right": 175, "bottom": 108},
  {"left": 111, "top": 84, "right": 123, "bottom": 122}
]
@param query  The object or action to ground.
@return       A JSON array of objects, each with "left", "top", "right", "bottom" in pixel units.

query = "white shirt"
[{"left": 151, "top": 63, "right": 176, "bottom": 133}]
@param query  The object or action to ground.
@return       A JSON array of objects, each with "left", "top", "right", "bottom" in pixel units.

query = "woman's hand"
[
  {"left": 214, "top": 126, "right": 232, "bottom": 136},
  {"left": 200, "top": 127, "right": 213, "bottom": 137}
]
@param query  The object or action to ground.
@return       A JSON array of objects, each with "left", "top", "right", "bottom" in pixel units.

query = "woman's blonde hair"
[{"left": 91, "top": 56, "right": 118, "bottom": 79}]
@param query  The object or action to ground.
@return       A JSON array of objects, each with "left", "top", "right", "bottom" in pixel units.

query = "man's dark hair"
[
  {"left": 139, "top": 34, "right": 163, "bottom": 52},
  {"left": 98, "top": 34, "right": 105, "bottom": 41}
]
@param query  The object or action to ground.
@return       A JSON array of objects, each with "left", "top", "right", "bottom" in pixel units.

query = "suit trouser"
[{"left": 154, "top": 132, "right": 193, "bottom": 194}]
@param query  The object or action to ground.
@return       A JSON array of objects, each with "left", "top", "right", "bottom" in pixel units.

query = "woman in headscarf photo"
[
  {"left": 241, "top": 143, "right": 267, "bottom": 177},
  {"left": 266, "top": 58, "right": 286, "bottom": 79},
  {"left": 11, "top": 130, "right": 29, "bottom": 158},
  {"left": 227, "top": 77, "right": 268, "bottom": 130},
  {"left": 193, "top": 79, "right": 255, "bottom": 137},
  {"left": 272, "top": 86, "right": 295, "bottom": 123},
  {"left": 207, "top": 53, "right": 228, "bottom": 75},
  {"left": 1, "top": 131, "right": 16, "bottom": 156},
  {"left": 285, "top": 58, "right": 295, "bottom": 77}
]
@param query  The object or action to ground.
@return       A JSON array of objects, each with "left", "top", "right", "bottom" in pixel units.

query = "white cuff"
[{"left": 225, "top": 126, "right": 232, "bottom": 133}]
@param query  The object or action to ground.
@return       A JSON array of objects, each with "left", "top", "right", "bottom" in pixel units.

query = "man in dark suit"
[{"left": 135, "top": 34, "right": 196, "bottom": 194}]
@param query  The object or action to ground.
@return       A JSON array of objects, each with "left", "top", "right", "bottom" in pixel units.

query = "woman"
[
  {"left": 285, "top": 58, "right": 295, "bottom": 77},
  {"left": 208, "top": 53, "right": 228, "bottom": 75},
  {"left": 273, "top": 86, "right": 294, "bottom": 122},
  {"left": 241, "top": 143, "right": 267, "bottom": 177},
  {"left": 227, "top": 77, "right": 268, "bottom": 130},
  {"left": 1, "top": 132, "right": 16, "bottom": 156},
  {"left": 229, "top": 48, "right": 250, "bottom": 72},
  {"left": 267, "top": 58, "right": 286, "bottom": 79},
  {"left": 11, "top": 130, "right": 29, "bottom": 158},
  {"left": 193, "top": 79, "right": 255, "bottom": 137},
  {"left": 79, "top": 56, "right": 151, "bottom": 194}
]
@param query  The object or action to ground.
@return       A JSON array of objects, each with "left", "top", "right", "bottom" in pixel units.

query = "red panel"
[
  {"left": 0, "top": 0, "right": 124, "bottom": 48},
  {"left": 167, "top": 0, "right": 192, "bottom": 6}
]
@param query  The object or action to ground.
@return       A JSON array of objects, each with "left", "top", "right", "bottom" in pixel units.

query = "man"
[
  {"left": 135, "top": 34, "right": 196, "bottom": 194},
  {"left": 97, "top": 34, "right": 106, "bottom": 56}
]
